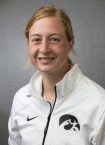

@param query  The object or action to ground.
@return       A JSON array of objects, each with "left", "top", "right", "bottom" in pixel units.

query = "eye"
[
  {"left": 49, "top": 37, "right": 60, "bottom": 44},
  {"left": 31, "top": 38, "right": 41, "bottom": 44}
]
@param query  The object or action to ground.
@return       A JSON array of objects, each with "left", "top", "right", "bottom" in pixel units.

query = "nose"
[{"left": 40, "top": 39, "right": 51, "bottom": 54}]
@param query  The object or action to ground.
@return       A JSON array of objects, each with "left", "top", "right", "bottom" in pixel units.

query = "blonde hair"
[{"left": 25, "top": 5, "right": 74, "bottom": 42}]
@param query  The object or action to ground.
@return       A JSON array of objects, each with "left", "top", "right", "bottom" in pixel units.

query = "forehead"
[{"left": 29, "top": 17, "right": 66, "bottom": 35}]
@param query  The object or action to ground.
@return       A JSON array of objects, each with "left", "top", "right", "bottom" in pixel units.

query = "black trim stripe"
[{"left": 42, "top": 86, "right": 57, "bottom": 145}]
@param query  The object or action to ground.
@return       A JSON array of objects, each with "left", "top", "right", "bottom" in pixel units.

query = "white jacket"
[{"left": 8, "top": 64, "right": 105, "bottom": 145}]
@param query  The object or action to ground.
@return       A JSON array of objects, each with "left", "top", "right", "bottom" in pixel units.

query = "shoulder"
[
  {"left": 83, "top": 76, "right": 105, "bottom": 95},
  {"left": 15, "top": 84, "right": 30, "bottom": 97},
  {"left": 80, "top": 75, "right": 105, "bottom": 103},
  {"left": 69, "top": 64, "right": 105, "bottom": 101},
  {"left": 15, "top": 84, "right": 30, "bottom": 98},
  {"left": 12, "top": 84, "right": 29, "bottom": 112},
  {"left": 11, "top": 71, "right": 42, "bottom": 110},
  {"left": 13, "top": 70, "right": 41, "bottom": 101}
]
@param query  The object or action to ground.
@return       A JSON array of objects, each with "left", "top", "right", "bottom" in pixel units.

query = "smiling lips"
[{"left": 38, "top": 57, "right": 55, "bottom": 64}]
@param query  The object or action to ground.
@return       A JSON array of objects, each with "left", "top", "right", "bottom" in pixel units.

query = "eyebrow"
[
  {"left": 30, "top": 33, "right": 61, "bottom": 38},
  {"left": 29, "top": 34, "right": 41, "bottom": 38}
]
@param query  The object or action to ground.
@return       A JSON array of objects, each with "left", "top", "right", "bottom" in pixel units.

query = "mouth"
[
  {"left": 38, "top": 57, "right": 55, "bottom": 64},
  {"left": 38, "top": 57, "right": 55, "bottom": 60}
]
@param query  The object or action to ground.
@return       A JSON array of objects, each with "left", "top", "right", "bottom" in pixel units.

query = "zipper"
[{"left": 42, "top": 86, "right": 57, "bottom": 145}]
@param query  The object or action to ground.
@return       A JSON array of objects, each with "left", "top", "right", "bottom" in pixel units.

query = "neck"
[
  {"left": 41, "top": 59, "right": 73, "bottom": 104},
  {"left": 42, "top": 59, "right": 72, "bottom": 84}
]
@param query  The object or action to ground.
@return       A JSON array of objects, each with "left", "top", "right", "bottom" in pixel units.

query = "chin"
[
  {"left": 38, "top": 67, "right": 54, "bottom": 74},
  {"left": 39, "top": 69, "right": 52, "bottom": 73},
  {"left": 36, "top": 64, "right": 54, "bottom": 72}
]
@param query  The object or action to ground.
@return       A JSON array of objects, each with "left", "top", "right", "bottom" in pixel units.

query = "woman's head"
[
  {"left": 25, "top": 5, "right": 75, "bottom": 74},
  {"left": 25, "top": 5, "right": 74, "bottom": 42}
]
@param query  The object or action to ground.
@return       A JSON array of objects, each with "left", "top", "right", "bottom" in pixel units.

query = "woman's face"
[{"left": 28, "top": 17, "right": 73, "bottom": 75}]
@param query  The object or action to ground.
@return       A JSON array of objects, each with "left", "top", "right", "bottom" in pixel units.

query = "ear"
[
  {"left": 69, "top": 39, "right": 74, "bottom": 50},
  {"left": 69, "top": 39, "right": 74, "bottom": 49}
]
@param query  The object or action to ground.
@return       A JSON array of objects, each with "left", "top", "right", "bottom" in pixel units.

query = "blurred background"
[{"left": 0, "top": 0, "right": 105, "bottom": 144}]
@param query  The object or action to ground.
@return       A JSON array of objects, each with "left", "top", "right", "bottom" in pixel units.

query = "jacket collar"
[
  {"left": 28, "top": 64, "right": 83, "bottom": 98},
  {"left": 56, "top": 64, "right": 83, "bottom": 98}
]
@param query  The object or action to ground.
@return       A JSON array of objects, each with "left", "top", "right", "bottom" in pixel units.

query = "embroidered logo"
[
  {"left": 27, "top": 116, "right": 38, "bottom": 121},
  {"left": 59, "top": 114, "right": 80, "bottom": 131}
]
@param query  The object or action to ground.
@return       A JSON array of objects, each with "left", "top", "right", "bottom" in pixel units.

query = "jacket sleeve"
[
  {"left": 8, "top": 103, "right": 21, "bottom": 145},
  {"left": 91, "top": 107, "right": 105, "bottom": 145}
]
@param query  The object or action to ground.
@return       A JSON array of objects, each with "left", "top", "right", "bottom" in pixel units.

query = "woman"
[{"left": 8, "top": 5, "right": 105, "bottom": 145}]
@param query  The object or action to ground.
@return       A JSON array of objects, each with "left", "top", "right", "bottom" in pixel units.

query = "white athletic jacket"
[{"left": 8, "top": 64, "right": 105, "bottom": 145}]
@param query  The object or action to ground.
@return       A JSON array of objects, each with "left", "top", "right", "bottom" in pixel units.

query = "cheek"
[
  {"left": 28, "top": 45, "right": 38, "bottom": 56},
  {"left": 29, "top": 48, "right": 34, "bottom": 55},
  {"left": 55, "top": 43, "right": 69, "bottom": 57}
]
